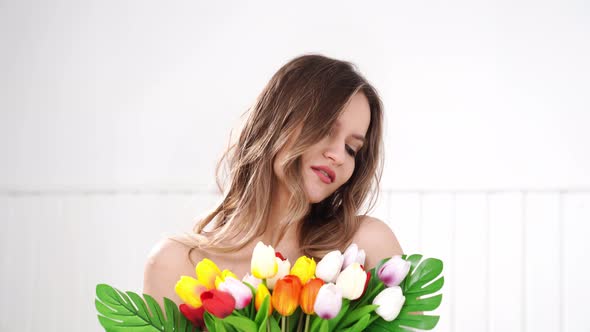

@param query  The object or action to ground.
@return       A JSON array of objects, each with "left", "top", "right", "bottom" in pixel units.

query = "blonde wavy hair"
[{"left": 174, "top": 54, "right": 384, "bottom": 262}]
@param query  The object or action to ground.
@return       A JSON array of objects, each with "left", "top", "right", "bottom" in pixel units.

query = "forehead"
[{"left": 336, "top": 92, "right": 371, "bottom": 135}]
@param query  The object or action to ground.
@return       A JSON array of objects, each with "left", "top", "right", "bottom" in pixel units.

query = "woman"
[{"left": 143, "top": 54, "right": 403, "bottom": 307}]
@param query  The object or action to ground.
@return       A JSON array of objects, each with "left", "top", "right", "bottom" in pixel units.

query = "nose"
[{"left": 323, "top": 142, "right": 346, "bottom": 166}]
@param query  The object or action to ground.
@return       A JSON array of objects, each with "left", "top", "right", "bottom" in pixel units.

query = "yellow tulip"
[
  {"left": 290, "top": 256, "right": 316, "bottom": 285},
  {"left": 251, "top": 241, "right": 278, "bottom": 279},
  {"left": 196, "top": 258, "right": 222, "bottom": 289},
  {"left": 254, "top": 283, "right": 273, "bottom": 316},
  {"left": 174, "top": 276, "right": 207, "bottom": 308}
]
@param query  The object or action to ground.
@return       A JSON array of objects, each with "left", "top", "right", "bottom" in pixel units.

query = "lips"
[{"left": 311, "top": 166, "right": 336, "bottom": 184}]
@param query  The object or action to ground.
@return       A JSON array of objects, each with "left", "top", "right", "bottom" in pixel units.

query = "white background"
[{"left": 1, "top": 1, "right": 589, "bottom": 331}]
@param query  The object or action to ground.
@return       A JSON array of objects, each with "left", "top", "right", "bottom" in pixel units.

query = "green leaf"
[
  {"left": 335, "top": 304, "right": 377, "bottom": 329},
  {"left": 215, "top": 318, "right": 227, "bottom": 332},
  {"left": 144, "top": 294, "right": 166, "bottom": 329},
  {"left": 327, "top": 299, "right": 349, "bottom": 331},
  {"left": 287, "top": 307, "right": 302, "bottom": 332},
  {"left": 366, "top": 254, "right": 444, "bottom": 331},
  {"left": 340, "top": 313, "right": 370, "bottom": 332},
  {"left": 318, "top": 320, "right": 329, "bottom": 332},
  {"left": 223, "top": 315, "right": 257, "bottom": 332},
  {"left": 204, "top": 311, "right": 218, "bottom": 332},
  {"left": 96, "top": 284, "right": 193, "bottom": 332},
  {"left": 256, "top": 316, "right": 267, "bottom": 332},
  {"left": 268, "top": 316, "right": 281, "bottom": 332},
  {"left": 254, "top": 295, "right": 270, "bottom": 327}
]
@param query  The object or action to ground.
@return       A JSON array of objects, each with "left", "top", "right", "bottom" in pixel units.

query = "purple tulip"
[
  {"left": 377, "top": 255, "right": 411, "bottom": 287},
  {"left": 313, "top": 283, "right": 342, "bottom": 319}
]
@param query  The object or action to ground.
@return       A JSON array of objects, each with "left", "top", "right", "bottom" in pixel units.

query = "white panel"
[
  {"left": 454, "top": 193, "right": 487, "bottom": 332},
  {"left": 488, "top": 192, "right": 524, "bottom": 332},
  {"left": 60, "top": 195, "right": 95, "bottom": 331},
  {"left": 0, "top": 196, "right": 17, "bottom": 331},
  {"left": 369, "top": 190, "right": 392, "bottom": 224},
  {"left": 563, "top": 193, "right": 590, "bottom": 331},
  {"left": 525, "top": 193, "right": 560, "bottom": 332},
  {"left": 389, "top": 193, "right": 422, "bottom": 255},
  {"left": 420, "top": 193, "right": 453, "bottom": 332}
]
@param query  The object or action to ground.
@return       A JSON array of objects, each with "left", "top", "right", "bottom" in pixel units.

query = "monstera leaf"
[
  {"left": 365, "top": 254, "right": 444, "bottom": 331},
  {"left": 95, "top": 284, "right": 194, "bottom": 332}
]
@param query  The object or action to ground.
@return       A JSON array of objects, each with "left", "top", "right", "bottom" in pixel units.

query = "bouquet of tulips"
[{"left": 96, "top": 242, "right": 443, "bottom": 331}]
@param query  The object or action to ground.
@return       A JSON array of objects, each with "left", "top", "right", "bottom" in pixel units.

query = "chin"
[{"left": 303, "top": 185, "right": 331, "bottom": 204}]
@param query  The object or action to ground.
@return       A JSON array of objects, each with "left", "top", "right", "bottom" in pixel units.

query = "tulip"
[
  {"left": 255, "top": 283, "right": 273, "bottom": 316},
  {"left": 315, "top": 250, "right": 344, "bottom": 283},
  {"left": 335, "top": 262, "right": 367, "bottom": 300},
  {"left": 377, "top": 255, "right": 411, "bottom": 287},
  {"left": 175, "top": 276, "right": 207, "bottom": 308},
  {"left": 271, "top": 275, "right": 302, "bottom": 316},
  {"left": 360, "top": 270, "right": 371, "bottom": 298},
  {"left": 299, "top": 278, "right": 324, "bottom": 315},
  {"left": 242, "top": 273, "right": 262, "bottom": 289},
  {"left": 251, "top": 241, "right": 278, "bottom": 279},
  {"left": 179, "top": 304, "right": 205, "bottom": 329},
  {"left": 217, "top": 277, "right": 253, "bottom": 310},
  {"left": 313, "top": 283, "right": 342, "bottom": 319},
  {"left": 200, "top": 289, "right": 236, "bottom": 318},
  {"left": 195, "top": 258, "right": 222, "bottom": 289},
  {"left": 342, "top": 243, "right": 366, "bottom": 270},
  {"left": 372, "top": 286, "right": 406, "bottom": 321},
  {"left": 290, "top": 256, "right": 316, "bottom": 285},
  {"left": 267, "top": 257, "right": 291, "bottom": 290},
  {"left": 214, "top": 269, "right": 240, "bottom": 289}
]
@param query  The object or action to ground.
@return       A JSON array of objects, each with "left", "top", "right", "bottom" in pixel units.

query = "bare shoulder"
[
  {"left": 143, "top": 238, "right": 199, "bottom": 307},
  {"left": 352, "top": 216, "right": 404, "bottom": 270}
]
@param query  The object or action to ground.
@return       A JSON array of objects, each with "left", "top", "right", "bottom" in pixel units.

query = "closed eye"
[{"left": 346, "top": 145, "right": 357, "bottom": 157}]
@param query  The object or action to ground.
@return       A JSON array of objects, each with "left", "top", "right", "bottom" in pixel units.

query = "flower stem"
[
  {"left": 304, "top": 315, "right": 310, "bottom": 332},
  {"left": 281, "top": 316, "right": 286, "bottom": 332}
]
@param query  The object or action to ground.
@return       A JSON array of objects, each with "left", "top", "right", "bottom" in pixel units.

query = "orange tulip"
[
  {"left": 255, "top": 283, "right": 273, "bottom": 316},
  {"left": 271, "top": 275, "right": 302, "bottom": 316},
  {"left": 299, "top": 278, "right": 324, "bottom": 315}
]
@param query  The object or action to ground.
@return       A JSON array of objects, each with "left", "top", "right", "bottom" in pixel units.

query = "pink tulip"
[
  {"left": 242, "top": 273, "right": 262, "bottom": 289},
  {"left": 313, "top": 283, "right": 342, "bottom": 319},
  {"left": 342, "top": 243, "right": 366, "bottom": 270},
  {"left": 217, "top": 277, "right": 253, "bottom": 310},
  {"left": 377, "top": 255, "right": 411, "bottom": 287}
]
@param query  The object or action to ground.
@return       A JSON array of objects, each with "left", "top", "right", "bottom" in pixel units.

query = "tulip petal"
[{"left": 196, "top": 258, "right": 222, "bottom": 289}]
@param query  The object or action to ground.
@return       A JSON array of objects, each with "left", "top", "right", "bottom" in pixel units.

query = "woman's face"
[{"left": 274, "top": 91, "right": 371, "bottom": 203}]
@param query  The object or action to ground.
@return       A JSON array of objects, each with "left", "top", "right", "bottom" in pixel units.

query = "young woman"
[{"left": 143, "top": 54, "right": 403, "bottom": 307}]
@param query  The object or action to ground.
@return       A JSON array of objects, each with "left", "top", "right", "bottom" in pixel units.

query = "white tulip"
[
  {"left": 372, "top": 286, "right": 406, "bottom": 321},
  {"left": 266, "top": 257, "right": 291, "bottom": 290},
  {"left": 316, "top": 250, "right": 344, "bottom": 283},
  {"left": 335, "top": 262, "right": 367, "bottom": 300},
  {"left": 342, "top": 243, "right": 366, "bottom": 270}
]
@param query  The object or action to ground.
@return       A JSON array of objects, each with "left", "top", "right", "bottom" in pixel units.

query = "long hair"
[{"left": 174, "top": 54, "right": 384, "bottom": 262}]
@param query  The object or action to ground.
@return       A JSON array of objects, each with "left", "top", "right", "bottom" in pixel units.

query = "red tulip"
[
  {"left": 360, "top": 268, "right": 371, "bottom": 298},
  {"left": 271, "top": 275, "right": 302, "bottom": 316},
  {"left": 179, "top": 304, "right": 205, "bottom": 329},
  {"left": 299, "top": 278, "right": 324, "bottom": 315},
  {"left": 200, "top": 289, "right": 236, "bottom": 318}
]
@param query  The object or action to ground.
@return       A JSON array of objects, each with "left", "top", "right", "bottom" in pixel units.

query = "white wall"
[{"left": 1, "top": 1, "right": 589, "bottom": 331}]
